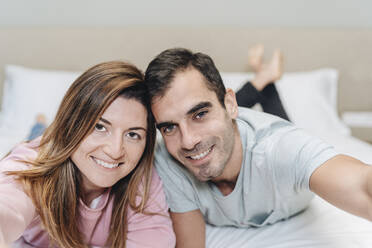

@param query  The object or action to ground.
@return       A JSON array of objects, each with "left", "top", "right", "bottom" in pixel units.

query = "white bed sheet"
[{"left": 206, "top": 131, "right": 372, "bottom": 248}]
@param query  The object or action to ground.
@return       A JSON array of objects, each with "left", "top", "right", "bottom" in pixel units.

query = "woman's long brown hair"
[{"left": 7, "top": 61, "right": 156, "bottom": 248}]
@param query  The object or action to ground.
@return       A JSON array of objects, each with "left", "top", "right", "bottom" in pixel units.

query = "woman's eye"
[
  {"left": 95, "top": 123, "right": 106, "bottom": 132},
  {"left": 126, "top": 132, "right": 141, "bottom": 140}
]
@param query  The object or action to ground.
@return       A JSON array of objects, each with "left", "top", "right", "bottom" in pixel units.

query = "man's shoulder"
[
  {"left": 237, "top": 107, "right": 294, "bottom": 139},
  {"left": 154, "top": 137, "right": 183, "bottom": 170},
  {"left": 154, "top": 137, "right": 172, "bottom": 161},
  {"left": 237, "top": 107, "right": 289, "bottom": 127}
]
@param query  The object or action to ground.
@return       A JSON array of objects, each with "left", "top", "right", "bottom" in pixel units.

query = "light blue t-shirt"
[{"left": 154, "top": 107, "right": 338, "bottom": 227}]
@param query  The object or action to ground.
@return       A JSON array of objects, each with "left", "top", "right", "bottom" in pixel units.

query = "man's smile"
[{"left": 186, "top": 146, "right": 213, "bottom": 160}]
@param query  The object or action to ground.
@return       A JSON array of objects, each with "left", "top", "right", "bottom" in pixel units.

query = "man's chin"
[
  {"left": 195, "top": 169, "right": 222, "bottom": 182},
  {"left": 195, "top": 174, "right": 212, "bottom": 182},
  {"left": 180, "top": 160, "right": 221, "bottom": 181}
]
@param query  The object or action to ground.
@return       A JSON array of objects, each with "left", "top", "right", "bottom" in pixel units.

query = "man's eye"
[
  {"left": 162, "top": 125, "right": 176, "bottom": 135},
  {"left": 126, "top": 132, "right": 141, "bottom": 140},
  {"left": 195, "top": 111, "right": 208, "bottom": 120},
  {"left": 95, "top": 123, "right": 106, "bottom": 132}
]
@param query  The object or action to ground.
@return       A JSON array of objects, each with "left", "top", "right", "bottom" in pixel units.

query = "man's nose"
[{"left": 179, "top": 124, "right": 201, "bottom": 150}]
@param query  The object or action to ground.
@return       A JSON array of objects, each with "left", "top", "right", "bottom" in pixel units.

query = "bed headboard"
[{"left": 1, "top": 27, "right": 371, "bottom": 113}]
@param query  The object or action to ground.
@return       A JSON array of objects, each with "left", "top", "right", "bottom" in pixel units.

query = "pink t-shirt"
[{"left": 0, "top": 141, "right": 175, "bottom": 247}]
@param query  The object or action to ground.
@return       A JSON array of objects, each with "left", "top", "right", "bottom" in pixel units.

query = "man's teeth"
[
  {"left": 94, "top": 158, "right": 119, "bottom": 168},
  {"left": 190, "top": 148, "right": 211, "bottom": 160}
]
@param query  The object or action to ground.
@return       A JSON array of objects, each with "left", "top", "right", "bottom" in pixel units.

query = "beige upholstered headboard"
[{"left": 1, "top": 27, "right": 371, "bottom": 113}]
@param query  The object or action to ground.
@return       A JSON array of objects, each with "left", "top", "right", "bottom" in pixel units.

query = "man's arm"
[
  {"left": 310, "top": 154, "right": 372, "bottom": 220},
  {"left": 170, "top": 209, "right": 205, "bottom": 248}
]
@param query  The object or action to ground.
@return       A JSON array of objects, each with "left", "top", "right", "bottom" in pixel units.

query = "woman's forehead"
[{"left": 101, "top": 97, "right": 148, "bottom": 127}]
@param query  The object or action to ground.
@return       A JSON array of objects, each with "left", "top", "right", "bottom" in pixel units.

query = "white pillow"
[
  {"left": 220, "top": 69, "right": 351, "bottom": 136},
  {"left": 0, "top": 65, "right": 350, "bottom": 139},
  {"left": 1, "top": 65, "right": 81, "bottom": 136}
]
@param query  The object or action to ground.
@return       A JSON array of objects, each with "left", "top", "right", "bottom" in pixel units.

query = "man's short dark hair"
[{"left": 144, "top": 48, "right": 226, "bottom": 107}]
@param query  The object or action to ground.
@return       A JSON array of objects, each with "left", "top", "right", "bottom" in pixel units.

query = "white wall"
[{"left": 1, "top": 0, "right": 372, "bottom": 28}]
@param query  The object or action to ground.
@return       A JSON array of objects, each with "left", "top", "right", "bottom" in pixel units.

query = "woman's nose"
[{"left": 103, "top": 135, "right": 125, "bottom": 160}]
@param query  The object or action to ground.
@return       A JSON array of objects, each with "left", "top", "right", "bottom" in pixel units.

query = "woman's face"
[{"left": 71, "top": 96, "right": 148, "bottom": 193}]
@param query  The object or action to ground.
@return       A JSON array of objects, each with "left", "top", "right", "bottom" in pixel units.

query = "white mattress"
[
  {"left": 206, "top": 195, "right": 372, "bottom": 247},
  {"left": 205, "top": 131, "right": 372, "bottom": 247}
]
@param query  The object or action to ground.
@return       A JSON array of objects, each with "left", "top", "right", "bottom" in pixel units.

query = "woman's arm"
[
  {"left": 0, "top": 143, "right": 38, "bottom": 244},
  {"left": 0, "top": 169, "right": 36, "bottom": 244}
]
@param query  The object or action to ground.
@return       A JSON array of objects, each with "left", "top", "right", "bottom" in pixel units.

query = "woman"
[{"left": 0, "top": 61, "right": 175, "bottom": 247}]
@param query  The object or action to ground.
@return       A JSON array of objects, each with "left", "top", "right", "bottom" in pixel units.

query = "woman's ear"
[{"left": 224, "top": 88, "right": 238, "bottom": 118}]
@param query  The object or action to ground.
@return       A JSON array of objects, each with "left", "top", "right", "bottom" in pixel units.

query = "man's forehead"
[
  {"left": 150, "top": 68, "right": 219, "bottom": 119},
  {"left": 151, "top": 92, "right": 205, "bottom": 122}
]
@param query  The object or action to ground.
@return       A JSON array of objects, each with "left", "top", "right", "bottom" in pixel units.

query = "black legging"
[{"left": 235, "top": 82, "right": 290, "bottom": 121}]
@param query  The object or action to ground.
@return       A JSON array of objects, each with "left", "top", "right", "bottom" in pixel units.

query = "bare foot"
[
  {"left": 251, "top": 49, "right": 283, "bottom": 91},
  {"left": 36, "top": 114, "right": 47, "bottom": 125},
  {"left": 248, "top": 44, "right": 264, "bottom": 72}
]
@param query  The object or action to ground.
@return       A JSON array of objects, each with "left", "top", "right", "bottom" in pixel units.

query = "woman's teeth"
[
  {"left": 94, "top": 158, "right": 119, "bottom": 169},
  {"left": 190, "top": 147, "right": 212, "bottom": 160}
]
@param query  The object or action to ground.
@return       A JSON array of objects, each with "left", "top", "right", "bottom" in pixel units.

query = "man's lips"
[{"left": 185, "top": 145, "right": 214, "bottom": 161}]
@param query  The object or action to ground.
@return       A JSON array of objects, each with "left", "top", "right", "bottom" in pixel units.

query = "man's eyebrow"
[
  {"left": 156, "top": 121, "right": 176, "bottom": 130},
  {"left": 186, "top": 101, "right": 212, "bottom": 115},
  {"left": 155, "top": 102, "right": 212, "bottom": 130}
]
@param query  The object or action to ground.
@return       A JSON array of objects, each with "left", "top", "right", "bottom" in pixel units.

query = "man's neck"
[
  {"left": 213, "top": 180, "right": 237, "bottom": 196},
  {"left": 212, "top": 127, "right": 243, "bottom": 196}
]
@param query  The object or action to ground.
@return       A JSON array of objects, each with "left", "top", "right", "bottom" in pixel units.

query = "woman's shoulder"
[
  {"left": 0, "top": 138, "right": 39, "bottom": 173},
  {"left": 144, "top": 167, "right": 164, "bottom": 197},
  {"left": 146, "top": 167, "right": 167, "bottom": 205},
  {"left": 150, "top": 166, "right": 161, "bottom": 185},
  {"left": 131, "top": 167, "right": 164, "bottom": 206}
]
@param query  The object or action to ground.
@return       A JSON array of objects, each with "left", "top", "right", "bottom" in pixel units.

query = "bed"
[
  {"left": 207, "top": 71, "right": 372, "bottom": 248},
  {"left": 1, "top": 27, "right": 372, "bottom": 247}
]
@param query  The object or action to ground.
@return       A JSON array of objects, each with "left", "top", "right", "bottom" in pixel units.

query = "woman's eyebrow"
[
  {"left": 99, "top": 117, "right": 111, "bottom": 125},
  {"left": 99, "top": 118, "right": 147, "bottom": 131},
  {"left": 128, "top": 127, "right": 147, "bottom": 131}
]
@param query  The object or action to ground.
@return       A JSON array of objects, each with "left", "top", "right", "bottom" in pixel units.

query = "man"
[{"left": 144, "top": 48, "right": 372, "bottom": 248}]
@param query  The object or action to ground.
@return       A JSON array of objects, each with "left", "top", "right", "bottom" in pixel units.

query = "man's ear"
[{"left": 224, "top": 88, "right": 238, "bottom": 118}]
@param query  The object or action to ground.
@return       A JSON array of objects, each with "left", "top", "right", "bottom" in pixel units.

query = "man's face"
[{"left": 151, "top": 68, "right": 239, "bottom": 181}]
